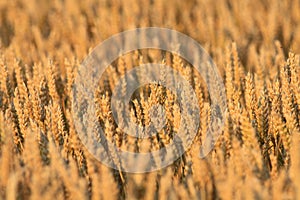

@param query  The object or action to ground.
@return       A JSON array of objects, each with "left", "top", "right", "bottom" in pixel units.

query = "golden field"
[{"left": 0, "top": 0, "right": 300, "bottom": 199}]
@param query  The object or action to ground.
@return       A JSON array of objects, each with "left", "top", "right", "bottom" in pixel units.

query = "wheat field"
[{"left": 0, "top": 0, "right": 300, "bottom": 199}]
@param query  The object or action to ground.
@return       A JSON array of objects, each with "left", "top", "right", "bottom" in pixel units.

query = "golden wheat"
[{"left": 0, "top": 0, "right": 300, "bottom": 199}]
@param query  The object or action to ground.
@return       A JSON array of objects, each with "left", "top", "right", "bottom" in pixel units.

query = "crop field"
[{"left": 0, "top": 0, "right": 300, "bottom": 199}]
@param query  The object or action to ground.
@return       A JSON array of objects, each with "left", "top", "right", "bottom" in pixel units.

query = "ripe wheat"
[{"left": 0, "top": 0, "right": 300, "bottom": 199}]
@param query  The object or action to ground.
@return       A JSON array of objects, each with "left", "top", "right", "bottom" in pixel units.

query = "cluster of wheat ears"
[{"left": 0, "top": 0, "right": 300, "bottom": 199}]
